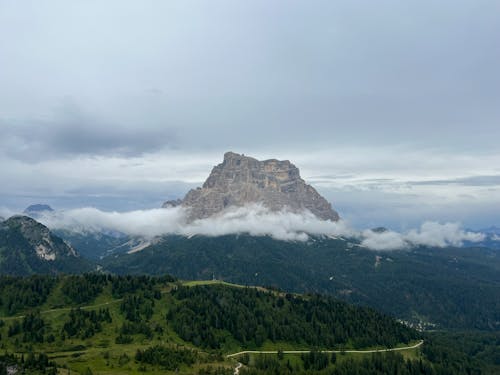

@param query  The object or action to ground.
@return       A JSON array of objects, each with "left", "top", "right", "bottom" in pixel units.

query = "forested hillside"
[
  {"left": 1, "top": 274, "right": 496, "bottom": 374},
  {"left": 0, "top": 216, "right": 93, "bottom": 275},
  {"left": 102, "top": 234, "right": 500, "bottom": 331}
]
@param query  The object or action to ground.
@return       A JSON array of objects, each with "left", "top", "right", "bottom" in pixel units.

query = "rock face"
[
  {"left": 0, "top": 215, "right": 93, "bottom": 276},
  {"left": 164, "top": 152, "right": 339, "bottom": 221},
  {"left": 2, "top": 215, "right": 77, "bottom": 261}
]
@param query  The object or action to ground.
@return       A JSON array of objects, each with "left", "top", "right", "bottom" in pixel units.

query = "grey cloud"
[
  {"left": 0, "top": 1, "right": 499, "bottom": 230},
  {"left": 321, "top": 188, "right": 500, "bottom": 230},
  {"left": 1, "top": 99, "right": 178, "bottom": 160},
  {"left": 0, "top": 0, "right": 499, "bottom": 157},
  {"left": 409, "top": 175, "right": 500, "bottom": 187}
]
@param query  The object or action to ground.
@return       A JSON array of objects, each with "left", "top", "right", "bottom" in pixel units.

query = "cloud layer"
[
  {"left": 28, "top": 205, "right": 485, "bottom": 250},
  {"left": 1, "top": 1, "right": 499, "bottom": 229},
  {"left": 361, "top": 222, "right": 484, "bottom": 251}
]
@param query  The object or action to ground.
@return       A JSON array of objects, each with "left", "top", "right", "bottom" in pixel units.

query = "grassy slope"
[
  {"left": 0, "top": 281, "right": 223, "bottom": 374},
  {"left": 0, "top": 279, "right": 424, "bottom": 375}
]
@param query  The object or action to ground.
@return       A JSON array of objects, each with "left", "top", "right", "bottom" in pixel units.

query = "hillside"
[
  {"left": 53, "top": 229, "right": 135, "bottom": 260},
  {"left": 0, "top": 274, "right": 494, "bottom": 375},
  {"left": 0, "top": 216, "right": 93, "bottom": 275},
  {"left": 102, "top": 234, "right": 500, "bottom": 331}
]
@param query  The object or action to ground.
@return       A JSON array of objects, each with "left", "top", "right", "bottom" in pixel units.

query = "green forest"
[
  {"left": 102, "top": 234, "right": 500, "bottom": 331},
  {"left": 0, "top": 274, "right": 498, "bottom": 374}
]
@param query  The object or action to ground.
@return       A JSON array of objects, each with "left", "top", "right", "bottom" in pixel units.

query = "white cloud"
[
  {"left": 34, "top": 204, "right": 354, "bottom": 242},
  {"left": 361, "top": 222, "right": 485, "bottom": 250},
  {"left": 405, "top": 221, "right": 484, "bottom": 247},
  {"left": 0, "top": 207, "right": 16, "bottom": 220},
  {"left": 24, "top": 204, "right": 484, "bottom": 250},
  {"left": 36, "top": 206, "right": 188, "bottom": 238},
  {"left": 181, "top": 205, "right": 356, "bottom": 241},
  {"left": 361, "top": 229, "right": 409, "bottom": 251}
]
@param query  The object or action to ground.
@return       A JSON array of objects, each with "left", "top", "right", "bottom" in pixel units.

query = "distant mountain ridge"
[
  {"left": 23, "top": 204, "right": 54, "bottom": 219},
  {"left": 163, "top": 151, "right": 339, "bottom": 221},
  {"left": 24, "top": 204, "right": 54, "bottom": 213}
]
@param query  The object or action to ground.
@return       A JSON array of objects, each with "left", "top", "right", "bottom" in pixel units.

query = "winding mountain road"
[
  {"left": 233, "top": 362, "right": 243, "bottom": 375},
  {"left": 227, "top": 339, "right": 424, "bottom": 358},
  {"left": 228, "top": 340, "right": 423, "bottom": 374}
]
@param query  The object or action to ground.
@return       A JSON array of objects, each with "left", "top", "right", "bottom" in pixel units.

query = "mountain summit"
[
  {"left": 23, "top": 204, "right": 54, "bottom": 219},
  {"left": 163, "top": 151, "right": 339, "bottom": 221},
  {"left": 0, "top": 215, "right": 92, "bottom": 275}
]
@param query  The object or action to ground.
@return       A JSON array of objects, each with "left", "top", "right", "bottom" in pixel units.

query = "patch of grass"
[{"left": 181, "top": 279, "right": 245, "bottom": 288}]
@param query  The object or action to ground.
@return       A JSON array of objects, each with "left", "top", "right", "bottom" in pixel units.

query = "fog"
[{"left": 28, "top": 205, "right": 484, "bottom": 250}]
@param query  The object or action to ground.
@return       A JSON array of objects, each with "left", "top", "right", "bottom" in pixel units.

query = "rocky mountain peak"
[
  {"left": 3, "top": 215, "right": 77, "bottom": 261},
  {"left": 23, "top": 204, "right": 54, "bottom": 220},
  {"left": 24, "top": 204, "right": 54, "bottom": 214},
  {"left": 163, "top": 152, "right": 339, "bottom": 221}
]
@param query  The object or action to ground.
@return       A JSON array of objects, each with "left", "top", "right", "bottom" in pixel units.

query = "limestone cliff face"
[
  {"left": 3, "top": 216, "right": 78, "bottom": 260},
  {"left": 163, "top": 152, "right": 339, "bottom": 221}
]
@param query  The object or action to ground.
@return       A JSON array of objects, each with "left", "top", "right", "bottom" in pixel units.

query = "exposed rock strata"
[
  {"left": 163, "top": 152, "right": 339, "bottom": 221},
  {"left": 3, "top": 215, "right": 77, "bottom": 260}
]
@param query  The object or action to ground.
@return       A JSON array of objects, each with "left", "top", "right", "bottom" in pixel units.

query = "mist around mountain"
[
  {"left": 27, "top": 204, "right": 487, "bottom": 250},
  {"left": 0, "top": 173, "right": 497, "bottom": 372},
  {"left": 466, "top": 227, "right": 500, "bottom": 249},
  {"left": 24, "top": 204, "right": 54, "bottom": 214},
  {"left": 167, "top": 151, "right": 339, "bottom": 221},
  {"left": 52, "top": 229, "right": 138, "bottom": 260}
]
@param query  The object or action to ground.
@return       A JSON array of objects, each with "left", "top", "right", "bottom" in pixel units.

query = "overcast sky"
[{"left": 1, "top": 0, "right": 499, "bottom": 229}]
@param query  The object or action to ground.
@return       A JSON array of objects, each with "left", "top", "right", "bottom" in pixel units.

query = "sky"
[{"left": 1, "top": 0, "right": 499, "bottom": 230}]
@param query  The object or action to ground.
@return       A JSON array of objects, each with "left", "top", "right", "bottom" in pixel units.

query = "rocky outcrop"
[
  {"left": 163, "top": 152, "right": 339, "bottom": 221},
  {"left": 0, "top": 216, "right": 94, "bottom": 275},
  {"left": 2, "top": 215, "right": 77, "bottom": 261}
]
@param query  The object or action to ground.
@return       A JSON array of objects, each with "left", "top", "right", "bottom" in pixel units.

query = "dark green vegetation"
[
  {"left": 422, "top": 332, "right": 500, "bottom": 375},
  {"left": 3, "top": 216, "right": 499, "bottom": 333},
  {"left": 169, "top": 285, "right": 416, "bottom": 349},
  {"left": 0, "top": 275, "right": 56, "bottom": 315},
  {"left": 135, "top": 345, "right": 198, "bottom": 370},
  {"left": 102, "top": 234, "right": 500, "bottom": 331},
  {"left": 62, "top": 308, "right": 112, "bottom": 339},
  {"left": 54, "top": 229, "right": 133, "bottom": 260},
  {"left": 0, "top": 352, "right": 58, "bottom": 374},
  {"left": 0, "top": 216, "right": 93, "bottom": 275},
  {"left": 241, "top": 352, "right": 436, "bottom": 375},
  {"left": 0, "top": 274, "right": 497, "bottom": 374}
]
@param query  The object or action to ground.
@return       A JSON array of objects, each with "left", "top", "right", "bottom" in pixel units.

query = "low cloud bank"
[
  {"left": 34, "top": 205, "right": 354, "bottom": 242},
  {"left": 23, "top": 205, "right": 485, "bottom": 250},
  {"left": 361, "top": 222, "right": 485, "bottom": 251}
]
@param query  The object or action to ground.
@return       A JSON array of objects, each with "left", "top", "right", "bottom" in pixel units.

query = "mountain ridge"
[{"left": 0, "top": 215, "right": 93, "bottom": 275}]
